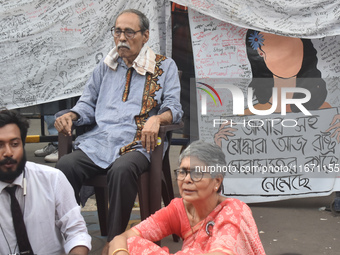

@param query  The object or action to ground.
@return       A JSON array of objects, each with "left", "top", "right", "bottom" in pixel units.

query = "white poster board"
[{"left": 189, "top": 8, "right": 340, "bottom": 202}]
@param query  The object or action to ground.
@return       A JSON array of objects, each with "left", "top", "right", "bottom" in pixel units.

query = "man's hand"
[
  {"left": 141, "top": 110, "right": 173, "bottom": 153},
  {"left": 141, "top": 115, "right": 161, "bottom": 153},
  {"left": 55, "top": 112, "right": 78, "bottom": 136}
]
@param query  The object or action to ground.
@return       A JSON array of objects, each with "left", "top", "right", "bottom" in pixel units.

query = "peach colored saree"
[{"left": 128, "top": 198, "right": 265, "bottom": 255}]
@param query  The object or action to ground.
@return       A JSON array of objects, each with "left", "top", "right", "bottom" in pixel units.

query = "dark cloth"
[
  {"left": 79, "top": 185, "right": 95, "bottom": 207},
  {"left": 5, "top": 186, "right": 34, "bottom": 255},
  {"left": 56, "top": 149, "right": 150, "bottom": 241}
]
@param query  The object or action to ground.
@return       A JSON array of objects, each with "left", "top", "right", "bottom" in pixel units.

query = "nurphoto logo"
[{"left": 198, "top": 83, "right": 312, "bottom": 116}]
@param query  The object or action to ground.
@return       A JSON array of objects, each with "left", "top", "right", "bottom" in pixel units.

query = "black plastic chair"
[{"left": 58, "top": 122, "right": 183, "bottom": 243}]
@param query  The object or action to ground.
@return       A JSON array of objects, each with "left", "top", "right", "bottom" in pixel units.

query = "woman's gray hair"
[
  {"left": 179, "top": 140, "right": 227, "bottom": 179},
  {"left": 115, "top": 9, "right": 149, "bottom": 31}
]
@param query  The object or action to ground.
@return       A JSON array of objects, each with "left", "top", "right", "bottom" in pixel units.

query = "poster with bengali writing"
[
  {"left": 205, "top": 106, "right": 340, "bottom": 202},
  {"left": 188, "top": 8, "right": 340, "bottom": 202},
  {"left": 0, "top": 0, "right": 171, "bottom": 110}
]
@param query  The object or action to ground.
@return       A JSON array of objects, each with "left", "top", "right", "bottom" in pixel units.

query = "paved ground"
[{"left": 25, "top": 118, "right": 340, "bottom": 255}]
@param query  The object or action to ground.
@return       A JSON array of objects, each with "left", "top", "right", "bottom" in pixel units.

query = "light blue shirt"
[{"left": 70, "top": 54, "right": 183, "bottom": 168}]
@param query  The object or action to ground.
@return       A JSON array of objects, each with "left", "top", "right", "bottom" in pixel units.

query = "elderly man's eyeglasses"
[
  {"left": 174, "top": 168, "right": 209, "bottom": 182},
  {"left": 111, "top": 27, "right": 142, "bottom": 39}
]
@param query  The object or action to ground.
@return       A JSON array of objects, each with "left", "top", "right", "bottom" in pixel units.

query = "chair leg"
[
  {"left": 138, "top": 172, "right": 150, "bottom": 221},
  {"left": 160, "top": 182, "right": 180, "bottom": 243},
  {"left": 161, "top": 172, "right": 180, "bottom": 243},
  {"left": 162, "top": 152, "right": 175, "bottom": 206},
  {"left": 138, "top": 173, "right": 161, "bottom": 245},
  {"left": 94, "top": 186, "right": 109, "bottom": 236}
]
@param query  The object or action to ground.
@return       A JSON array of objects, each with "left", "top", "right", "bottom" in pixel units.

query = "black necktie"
[{"left": 5, "top": 186, "right": 34, "bottom": 255}]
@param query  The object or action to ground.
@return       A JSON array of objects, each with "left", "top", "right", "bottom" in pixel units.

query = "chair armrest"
[
  {"left": 58, "top": 132, "right": 73, "bottom": 159},
  {"left": 160, "top": 121, "right": 184, "bottom": 132},
  {"left": 148, "top": 121, "right": 184, "bottom": 214},
  {"left": 58, "top": 121, "right": 184, "bottom": 160},
  {"left": 158, "top": 121, "right": 184, "bottom": 139},
  {"left": 56, "top": 109, "right": 74, "bottom": 160}
]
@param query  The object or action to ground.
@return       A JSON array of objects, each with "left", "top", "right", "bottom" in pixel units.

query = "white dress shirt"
[{"left": 0, "top": 161, "right": 91, "bottom": 255}]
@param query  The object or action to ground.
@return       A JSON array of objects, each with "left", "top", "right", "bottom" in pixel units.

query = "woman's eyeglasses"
[
  {"left": 111, "top": 27, "right": 142, "bottom": 39},
  {"left": 174, "top": 168, "right": 209, "bottom": 182}
]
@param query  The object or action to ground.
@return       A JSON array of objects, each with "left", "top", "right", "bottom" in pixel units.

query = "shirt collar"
[
  {"left": 104, "top": 44, "right": 156, "bottom": 75},
  {"left": 0, "top": 171, "right": 24, "bottom": 193}
]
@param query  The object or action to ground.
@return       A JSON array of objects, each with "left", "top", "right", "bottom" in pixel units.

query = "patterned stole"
[
  {"left": 122, "top": 68, "right": 134, "bottom": 102},
  {"left": 120, "top": 54, "right": 166, "bottom": 155}
]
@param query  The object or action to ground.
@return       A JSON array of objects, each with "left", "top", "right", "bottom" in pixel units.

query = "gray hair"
[
  {"left": 179, "top": 140, "right": 227, "bottom": 179},
  {"left": 114, "top": 9, "right": 149, "bottom": 32}
]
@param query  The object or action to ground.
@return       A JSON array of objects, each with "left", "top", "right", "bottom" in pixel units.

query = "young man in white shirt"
[{"left": 0, "top": 109, "right": 91, "bottom": 255}]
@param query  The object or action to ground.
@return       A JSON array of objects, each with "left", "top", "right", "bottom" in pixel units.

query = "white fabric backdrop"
[
  {"left": 0, "top": 0, "right": 171, "bottom": 109},
  {"left": 172, "top": 0, "right": 340, "bottom": 38}
]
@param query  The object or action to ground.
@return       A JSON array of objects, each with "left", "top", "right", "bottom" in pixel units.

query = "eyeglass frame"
[
  {"left": 111, "top": 26, "right": 144, "bottom": 39},
  {"left": 173, "top": 168, "right": 211, "bottom": 182}
]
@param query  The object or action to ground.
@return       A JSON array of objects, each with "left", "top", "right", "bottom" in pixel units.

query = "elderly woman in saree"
[{"left": 108, "top": 140, "right": 265, "bottom": 255}]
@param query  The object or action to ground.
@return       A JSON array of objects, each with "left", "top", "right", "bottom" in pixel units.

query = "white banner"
[
  {"left": 0, "top": 0, "right": 171, "bottom": 109},
  {"left": 173, "top": 0, "right": 340, "bottom": 38}
]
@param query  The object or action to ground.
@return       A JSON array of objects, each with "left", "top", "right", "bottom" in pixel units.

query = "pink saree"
[{"left": 128, "top": 198, "right": 265, "bottom": 255}]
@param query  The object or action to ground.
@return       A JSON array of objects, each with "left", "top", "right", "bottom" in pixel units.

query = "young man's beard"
[{"left": 0, "top": 151, "right": 27, "bottom": 182}]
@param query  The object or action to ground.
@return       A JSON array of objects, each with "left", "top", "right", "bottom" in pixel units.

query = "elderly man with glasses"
[{"left": 54, "top": 9, "right": 183, "bottom": 255}]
